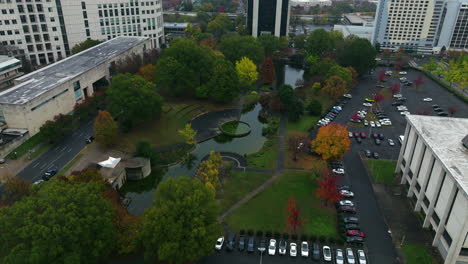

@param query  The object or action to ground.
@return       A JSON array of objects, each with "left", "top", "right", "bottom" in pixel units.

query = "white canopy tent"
[{"left": 98, "top": 157, "right": 121, "bottom": 168}]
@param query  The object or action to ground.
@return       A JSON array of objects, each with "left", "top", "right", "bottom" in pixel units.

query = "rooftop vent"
[{"left": 463, "top": 135, "right": 468, "bottom": 149}]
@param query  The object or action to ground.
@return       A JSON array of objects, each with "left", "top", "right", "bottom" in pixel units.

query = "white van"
[{"left": 398, "top": 135, "right": 404, "bottom": 144}]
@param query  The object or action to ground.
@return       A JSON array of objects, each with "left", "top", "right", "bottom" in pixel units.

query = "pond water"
[
  {"left": 283, "top": 64, "right": 304, "bottom": 88},
  {"left": 124, "top": 104, "right": 267, "bottom": 215}
]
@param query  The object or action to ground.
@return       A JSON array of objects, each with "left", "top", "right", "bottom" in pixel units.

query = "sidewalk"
[{"left": 0, "top": 156, "right": 32, "bottom": 182}]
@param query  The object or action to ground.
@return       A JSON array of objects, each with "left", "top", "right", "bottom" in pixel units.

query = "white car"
[
  {"left": 339, "top": 200, "right": 354, "bottom": 206},
  {"left": 349, "top": 132, "right": 353, "bottom": 138},
  {"left": 346, "top": 248, "right": 356, "bottom": 264},
  {"left": 323, "top": 246, "right": 332, "bottom": 261},
  {"left": 376, "top": 121, "right": 382, "bottom": 127},
  {"left": 336, "top": 249, "right": 345, "bottom": 264},
  {"left": 399, "top": 71, "right": 407, "bottom": 75},
  {"left": 301, "top": 241, "right": 309, "bottom": 257},
  {"left": 268, "top": 239, "right": 276, "bottom": 256},
  {"left": 357, "top": 249, "right": 367, "bottom": 264},
  {"left": 393, "top": 93, "right": 403, "bottom": 98},
  {"left": 344, "top": 94, "right": 352, "bottom": 98},
  {"left": 370, "top": 121, "right": 375, "bottom": 127},
  {"left": 215, "top": 237, "right": 224, "bottom": 250},
  {"left": 385, "top": 70, "right": 392, "bottom": 76},
  {"left": 290, "top": 243, "right": 297, "bottom": 257},
  {"left": 33, "top": 179, "right": 44, "bottom": 185},
  {"left": 340, "top": 190, "right": 354, "bottom": 197},
  {"left": 423, "top": 98, "right": 433, "bottom": 102},
  {"left": 332, "top": 168, "right": 345, "bottom": 174},
  {"left": 401, "top": 111, "right": 411, "bottom": 116},
  {"left": 399, "top": 77, "right": 407, "bottom": 82},
  {"left": 388, "top": 139, "right": 395, "bottom": 146},
  {"left": 362, "top": 103, "right": 372, "bottom": 107},
  {"left": 364, "top": 120, "right": 369, "bottom": 126}
]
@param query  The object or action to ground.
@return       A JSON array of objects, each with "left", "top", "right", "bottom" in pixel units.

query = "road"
[{"left": 17, "top": 120, "right": 94, "bottom": 182}]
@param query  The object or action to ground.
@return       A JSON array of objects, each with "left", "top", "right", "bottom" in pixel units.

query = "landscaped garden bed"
[{"left": 220, "top": 120, "right": 251, "bottom": 137}]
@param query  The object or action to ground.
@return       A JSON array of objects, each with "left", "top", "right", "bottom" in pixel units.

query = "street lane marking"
[
  {"left": 32, "top": 162, "right": 40, "bottom": 168},
  {"left": 60, "top": 146, "right": 67, "bottom": 152},
  {"left": 67, "top": 148, "right": 72, "bottom": 153}
]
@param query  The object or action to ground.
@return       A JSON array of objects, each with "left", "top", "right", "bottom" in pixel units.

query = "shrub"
[
  {"left": 283, "top": 233, "right": 290, "bottom": 240},
  {"left": 306, "top": 99, "right": 322, "bottom": 116},
  {"left": 247, "top": 229, "right": 254, "bottom": 236},
  {"left": 240, "top": 229, "right": 245, "bottom": 235},
  {"left": 300, "top": 234, "right": 308, "bottom": 241},
  {"left": 310, "top": 235, "right": 317, "bottom": 241},
  {"left": 256, "top": 231, "right": 263, "bottom": 237},
  {"left": 274, "top": 232, "right": 281, "bottom": 239},
  {"left": 291, "top": 234, "right": 298, "bottom": 240},
  {"left": 329, "top": 237, "right": 335, "bottom": 244},
  {"left": 262, "top": 117, "right": 280, "bottom": 137},
  {"left": 319, "top": 236, "right": 326, "bottom": 243},
  {"left": 265, "top": 231, "right": 272, "bottom": 238}
]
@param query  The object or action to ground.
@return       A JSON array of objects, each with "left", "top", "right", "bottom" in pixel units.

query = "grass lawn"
[
  {"left": 225, "top": 170, "right": 338, "bottom": 238},
  {"left": 246, "top": 138, "right": 278, "bottom": 170},
  {"left": 57, "top": 153, "right": 84, "bottom": 176},
  {"left": 286, "top": 115, "right": 319, "bottom": 133},
  {"left": 402, "top": 244, "right": 435, "bottom": 264},
  {"left": 6, "top": 133, "right": 45, "bottom": 159},
  {"left": 219, "top": 170, "right": 272, "bottom": 212},
  {"left": 365, "top": 160, "right": 397, "bottom": 183}
]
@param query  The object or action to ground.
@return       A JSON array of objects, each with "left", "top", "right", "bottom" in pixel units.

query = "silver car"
[
  {"left": 357, "top": 249, "right": 367, "bottom": 264},
  {"left": 336, "top": 249, "right": 345, "bottom": 264},
  {"left": 346, "top": 248, "right": 356, "bottom": 264}
]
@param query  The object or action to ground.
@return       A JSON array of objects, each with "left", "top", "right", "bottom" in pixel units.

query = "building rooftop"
[
  {"left": 344, "top": 14, "right": 375, "bottom": 25},
  {"left": 333, "top": 25, "right": 374, "bottom": 40},
  {"left": 0, "top": 36, "right": 148, "bottom": 105},
  {"left": 164, "top": 22, "right": 189, "bottom": 28},
  {"left": 0, "top": 56, "right": 21, "bottom": 72},
  {"left": 406, "top": 115, "right": 468, "bottom": 196}
]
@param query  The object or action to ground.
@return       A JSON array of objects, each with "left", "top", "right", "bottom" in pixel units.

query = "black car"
[
  {"left": 434, "top": 108, "right": 444, "bottom": 112},
  {"left": 356, "top": 137, "right": 362, "bottom": 144},
  {"left": 86, "top": 136, "right": 94, "bottom": 144},
  {"left": 373, "top": 152, "right": 380, "bottom": 159},
  {"left": 392, "top": 102, "right": 403, "bottom": 106},
  {"left": 238, "top": 236, "right": 245, "bottom": 251},
  {"left": 364, "top": 150, "right": 372, "bottom": 158},
  {"left": 42, "top": 168, "right": 58, "bottom": 181},
  {"left": 405, "top": 81, "right": 413, "bottom": 86},
  {"left": 397, "top": 97, "right": 407, "bottom": 101},
  {"left": 247, "top": 237, "right": 255, "bottom": 253},
  {"left": 346, "top": 236, "right": 364, "bottom": 245},
  {"left": 339, "top": 206, "right": 356, "bottom": 214},
  {"left": 437, "top": 112, "right": 448, "bottom": 116},
  {"left": 378, "top": 133, "right": 384, "bottom": 140},
  {"left": 312, "top": 243, "right": 320, "bottom": 260},
  {"left": 375, "top": 138, "right": 381, "bottom": 145},
  {"left": 343, "top": 216, "right": 359, "bottom": 224},
  {"left": 226, "top": 233, "right": 235, "bottom": 251},
  {"left": 278, "top": 240, "right": 287, "bottom": 255},
  {"left": 432, "top": 104, "right": 439, "bottom": 108},
  {"left": 258, "top": 239, "right": 266, "bottom": 253},
  {"left": 345, "top": 223, "right": 360, "bottom": 230}
]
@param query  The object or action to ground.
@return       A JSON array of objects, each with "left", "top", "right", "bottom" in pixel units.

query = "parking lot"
[{"left": 202, "top": 68, "right": 467, "bottom": 264}]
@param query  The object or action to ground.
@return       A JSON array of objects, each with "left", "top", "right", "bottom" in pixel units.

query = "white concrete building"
[
  {"left": 0, "top": 36, "right": 150, "bottom": 135},
  {"left": 0, "top": 0, "right": 164, "bottom": 66},
  {"left": 396, "top": 115, "right": 468, "bottom": 264},
  {"left": 290, "top": 0, "right": 332, "bottom": 8},
  {"left": 373, "top": 0, "right": 468, "bottom": 53},
  {"left": 343, "top": 14, "right": 374, "bottom": 26},
  {"left": 333, "top": 25, "right": 374, "bottom": 41},
  {"left": 0, "top": 55, "right": 23, "bottom": 90}
]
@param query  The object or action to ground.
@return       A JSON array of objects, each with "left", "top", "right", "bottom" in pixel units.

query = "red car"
[
  {"left": 360, "top": 132, "right": 366, "bottom": 139},
  {"left": 346, "top": 230, "right": 366, "bottom": 237},
  {"left": 353, "top": 132, "right": 360, "bottom": 137}
]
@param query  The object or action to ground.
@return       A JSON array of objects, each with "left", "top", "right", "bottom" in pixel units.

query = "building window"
[
  {"left": 460, "top": 248, "right": 468, "bottom": 256},
  {"left": 73, "top": 81, "right": 82, "bottom": 99},
  {"left": 432, "top": 212, "right": 440, "bottom": 225},
  {"left": 408, "top": 170, "right": 413, "bottom": 179},
  {"left": 415, "top": 182, "right": 421, "bottom": 193},
  {"left": 423, "top": 195, "right": 429, "bottom": 208},
  {"left": 442, "top": 230, "right": 452, "bottom": 247}
]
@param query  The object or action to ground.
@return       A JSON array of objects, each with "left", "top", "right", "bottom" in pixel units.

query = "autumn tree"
[
  {"left": 288, "top": 134, "right": 307, "bottom": 161},
  {"left": 321, "top": 75, "right": 348, "bottom": 100},
  {"left": 94, "top": 110, "right": 118, "bottom": 147},
  {"left": 178, "top": 123, "right": 197, "bottom": 145},
  {"left": 347, "top": 66, "right": 359, "bottom": 87},
  {"left": 316, "top": 169, "right": 341, "bottom": 207},
  {"left": 389, "top": 83, "right": 400, "bottom": 95},
  {"left": 195, "top": 151, "right": 222, "bottom": 192},
  {"left": 311, "top": 82, "right": 321, "bottom": 95},
  {"left": 137, "top": 64, "right": 156, "bottom": 82},
  {"left": 414, "top": 74, "right": 425, "bottom": 90},
  {"left": 235, "top": 56, "right": 258, "bottom": 89},
  {"left": 374, "top": 92, "right": 385, "bottom": 103},
  {"left": 285, "top": 197, "right": 304, "bottom": 233},
  {"left": 261, "top": 57, "right": 276, "bottom": 84},
  {"left": 378, "top": 70, "right": 386, "bottom": 82},
  {"left": 1, "top": 174, "right": 31, "bottom": 206},
  {"left": 311, "top": 123, "right": 351, "bottom": 160}
]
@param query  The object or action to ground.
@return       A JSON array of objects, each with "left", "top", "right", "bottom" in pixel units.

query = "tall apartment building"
[
  {"left": 0, "top": 0, "right": 164, "bottom": 66},
  {"left": 247, "top": 0, "right": 290, "bottom": 37},
  {"left": 373, "top": 0, "right": 468, "bottom": 53},
  {"left": 396, "top": 115, "right": 468, "bottom": 264}
]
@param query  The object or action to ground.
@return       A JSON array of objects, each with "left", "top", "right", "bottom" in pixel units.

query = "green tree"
[
  {"left": 312, "top": 82, "right": 321, "bottom": 95},
  {"left": 71, "top": 39, "right": 103, "bottom": 54},
  {"left": 207, "top": 14, "right": 232, "bottom": 39},
  {"left": 326, "top": 65, "right": 352, "bottom": 88},
  {"left": 135, "top": 141, "right": 158, "bottom": 165},
  {"left": 422, "top": 58, "right": 439, "bottom": 72},
  {"left": 0, "top": 180, "right": 115, "bottom": 263},
  {"left": 307, "top": 56, "right": 336, "bottom": 78},
  {"left": 278, "top": 85, "right": 304, "bottom": 122},
  {"left": 94, "top": 110, "right": 118, "bottom": 147},
  {"left": 197, "top": 59, "right": 240, "bottom": 103},
  {"left": 220, "top": 35, "right": 265, "bottom": 64},
  {"left": 306, "top": 100, "right": 322, "bottom": 116},
  {"left": 235, "top": 56, "right": 258, "bottom": 88},
  {"left": 140, "top": 177, "right": 222, "bottom": 263},
  {"left": 195, "top": 151, "right": 222, "bottom": 192},
  {"left": 305, "top": 29, "right": 333, "bottom": 56},
  {"left": 294, "top": 34, "right": 306, "bottom": 49},
  {"left": 39, "top": 114, "right": 74, "bottom": 144},
  {"left": 178, "top": 123, "right": 197, "bottom": 145},
  {"left": 107, "top": 73, "right": 163, "bottom": 129},
  {"left": 258, "top": 34, "right": 280, "bottom": 55},
  {"left": 185, "top": 23, "right": 202, "bottom": 39},
  {"left": 337, "top": 37, "right": 376, "bottom": 75}
]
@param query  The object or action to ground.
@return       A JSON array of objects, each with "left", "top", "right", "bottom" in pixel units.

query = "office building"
[
  {"left": 0, "top": 0, "right": 164, "bottom": 66},
  {"left": 290, "top": 0, "right": 332, "bottom": 8},
  {"left": 343, "top": 13, "right": 374, "bottom": 26},
  {"left": 333, "top": 24, "right": 374, "bottom": 41},
  {"left": 247, "top": 0, "right": 291, "bottom": 37},
  {"left": 0, "top": 36, "right": 150, "bottom": 136},
  {"left": 0, "top": 55, "right": 23, "bottom": 90},
  {"left": 396, "top": 115, "right": 468, "bottom": 264},
  {"left": 373, "top": 0, "right": 468, "bottom": 53}
]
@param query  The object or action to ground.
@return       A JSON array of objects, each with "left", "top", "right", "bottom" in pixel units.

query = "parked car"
[
  {"left": 405, "top": 81, "right": 413, "bottom": 86},
  {"left": 370, "top": 121, "right": 375, "bottom": 127},
  {"left": 226, "top": 233, "right": 235, "bottom": 251},
  {"left": 423, "top": 98, "right": 432, "bottom": 102},
  {"left": 247, "top": 237, "right": 255, "bottom": 253},
  {"left": 432, "top": 104, "right": 439, "bottom": 108},
  {"left": 33, "top": 179, "right": 44, "bottom": 185},
  {"left": 278, "top": 240, "right": 287, "bottom": 255},
  {"left": 339, "top": 205, "right": 356, "bottom": 214},
  {"left": 378, "top": 133, "right": 385, "bottom": 140},
  {"left": 323, "top": 246, "right": 332, "bottom": 262},
  {"left": 290, "top": 242, "right": 297, "bottom": 257},
  {"left": 85, "top": 135, "right": 94, "bottom": 144},
  {"left": 373, "top": 152, "right": 380, "bottom": 159},
  {"left": 343, "top": 216, "right": 359, "bottom": 224},
  {"left": 301, "top": 241, "right": 309, "bottom": 257},
  {"left": 388, "top": 139, "right": 395, "bottom": 146},
  {"left": 238, "top": 236, "right": 245, "bottom": 251},
  {"left": 340, "top": 190, "right": 354, "bottom": 198},
  {"left": 312, "top": 243, "right": 320, "bottom": 260},
  {"left": 363, "top": 102, "right": 372, "bottom": 107},
  {"left": 364, "top": 150, "right": 372, "bottom": 158},
  {"left": 332, "top": 168, "right": 345, "bottom": 174},
  {"left": 364, "top": 98, "right": 374, "bottom": 102},
  {"left": 393, "top": 93, "right": 402, "bottom": 98},
  {"left": 357, "top": 249, "right": 367, "bottom": 264},
  {"left": 360, "top": 132, "right": 367, "bottom": 138},
  {"left": 376, "top": 84, "right": 385, "bottom": 88},
  {"left": 364, "top": 120, "right": 368, "bottom": 126},
  {"left": 339, "top": 200, "right": 354, "bottom": 206},
  {"left": 268, "top": 239, "right": 276, "bottom": 255},
  {"left": 375, "top": 139, "right": 381, "bottom": 145},
  {"left": 401, "top": 111, "right": 411, "bottom": 116},
  {"left": 437, "top": 112, "right": 448, "bottom": 116},
  {"left": 42, "top": 169, "right": 58, "bottom": 181},
  {"left": 258, "top": 239, "right": 266, "bottom": 253},
  {"left": 392, "top": 101, "right": 403, "bottom": 106},
  {"left": 346, "top": 230, "right": 366, "bottom": 237},
  {"left": 347, "top": 236, "right": 364, "bottom": 245},
  {"left": 345, "top": 223, "right": 360, "bottom": 230},
  {"left": 349, "top": 131, "right": 353, "bottom": 138},
  {"left": 336, "top": 249, "right": 345, "bottom": 264},
  {"left": 356, "top": 137, "right": 362, "bottom": 144},
  {"left": 344, "top": 94, "right": 352, "bottom": 98},
  {"left": 399, "top": 71, "right": 407, "bottom": 75},
  {"left": 215, "top": 237, "right": 224, "bottom": 250},
  {"left": 346, "top": 248, "right": 356, "bottom": 264},
  {"left": 353, "top": 132, "right": 360, "bottom": 137}
]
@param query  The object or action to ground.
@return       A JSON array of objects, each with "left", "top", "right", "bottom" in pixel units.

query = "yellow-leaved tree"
[
  {"left": 178, "top": 123, "right": 197, "bottom": 145},
  {"left": 195, "top": 151, "right": 222, "bottom": 192},
  {"left": 311, "top": 123, "right": 351, "bottom": 160},
  {"left": 235, "top": 56, "right": 258, "bottom": 89}
]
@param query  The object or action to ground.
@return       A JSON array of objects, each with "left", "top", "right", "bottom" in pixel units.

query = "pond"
[
  {"left": 283, "top": 64, "right": 304, "bottom": 88},
  {"left": 123, "top": 104, "right": 268, "bottom": 215}
]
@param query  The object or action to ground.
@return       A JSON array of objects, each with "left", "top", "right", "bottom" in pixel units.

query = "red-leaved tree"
[
  {"left": 378, "top": 70, "right": 386, "bottom": 82},
  {"left": 316, "top": 169, "right": 342, "bottom": 207},
  {"left": 261, "top": 57, "right": 276, "bottom": 84},
  {"left": 448, "top": 107, "right": 458, "bottom": 116},
  {"left": 390, "top": 83, "right": 400, "bottom": 95},
  {"left": 414, "top": 74, "right": 425, "bottom": 90},
  {"left": 374, "top": 93, "right": 385, "bottom": 103},
  {"left": 285, "top": 197, "right": 304, "bottom": 233}
]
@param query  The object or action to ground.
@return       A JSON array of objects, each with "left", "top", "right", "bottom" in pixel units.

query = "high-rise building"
[
  {"left": 0, "top": 0, "right": 164, "bottom": 66},
  {"left": 247, "top": 0, "right": 290, "bottom": 37},
  {"left": 372, "top": 0, "right": 468, "bottom": 53}
]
